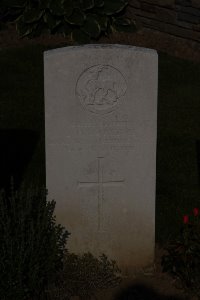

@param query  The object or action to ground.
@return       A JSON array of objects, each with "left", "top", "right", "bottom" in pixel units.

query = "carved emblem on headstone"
[{"left": 76, "top": 65, "right": 127, "bottom": 114}]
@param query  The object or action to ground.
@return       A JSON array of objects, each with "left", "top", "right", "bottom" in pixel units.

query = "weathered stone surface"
[
  {"left": 129, "top": 5, "right": 176, "bottom": 24},
  {"left": 193, "top": 23, "right": 200, "bottom": 31},
  {"left": 192, "top": 0, "right": 200, "bottom": 9},
  {"left": 129, "top": 0, "right": 140, "bottom": 9},
  {"left": 175, "top": 0, "right": 191, "bottom": 6},
  {"left": 156, "top": 7, "right": 177, "bottom": 23},
  {"left": 177, "top": 11, "right": 200, "bottom": 24},
  {"left": 129, "top": 6, "right": 156, "bottom": 19},
  {"left": 137, "top": 15, "right": 200, "bottom": 41},
  {"left": 141, "top": 2, "right": 156, "bottom": 13},
  {"left": 136, "top": 0, "right": 175, "bottom": 8},
  {"left": 178, "top": 5, "right": 200, "bottom": 16},
  {"left": 127, "top": 0, "right": 200, "bottom": 43},
  {"left": 176, "top": 19, "right": 195, "bottom": 29},
  {"left": 44, "top": 45, "right": 158, "bottom": 274}
]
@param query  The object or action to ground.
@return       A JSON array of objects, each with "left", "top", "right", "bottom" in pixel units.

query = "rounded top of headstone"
[{"left": 44, "top": 44, "right": 157, "bottom": 57}]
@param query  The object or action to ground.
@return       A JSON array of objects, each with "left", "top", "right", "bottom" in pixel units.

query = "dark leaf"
[
  {"left": 72, "top": 0, "right": 81, "bottom": 8},
  {"left": 105, "top": 18, "right": 112, "bottom": 34},
  {"left": 49, "top": 0, "right": 65, "bottom": 16},
  {"left": 43, "top": 12, "right": 61, "bottom": 30},
  {"left": 65, "top": 8, "right": 85, "bottom": 25},
  {"left": 28, "top": 20, "right": 47, "bottom": 37},
  {"left": 39, "top": 0, "right": 49, "bottom": 9},
  {"left": 113, "top": 16, "right": 131, "bottom": 26},
  {"left": 5, "top": 7, "right": 23, "bottom": 20},
  {"left": 2, "top": 0, "right": 26, "bottom": 8},
  {"left": 103, "top": 0, "right": 127, "bottom": 15},
  {"left": 0, "top": 21, "right": 7, "bottom": 31},
  {"left": 81, "top": 0, "right": 94, "bottom": 10},
  {"left": 94, "top": 0, "right": 104, "bottom": 7},
  {"left": 16, "top": 17, "right": 35, "bottom": 37},
  {"left": 63, "top": 0, "right": 73, "bottom": 17},
  {"left": 72, "top": 28, "right": 90, "bottom": 44},
  {"left": 96, "top": 14, "right": 108, "bottom": 30},
  {"left": 89, "top": 7, "right": 103, "bottom": 16},
  {"left": 82, "top": 14, "right": 101, "bottom": 38},
  {"left": 55, "top": 21, "right": 72, "bottom": 36},
  {"left": 112, "top": 21, "right": 137, "bottom": 33},
  {"left": 23, "top": 8, "right": 44, "bottom": 23}
]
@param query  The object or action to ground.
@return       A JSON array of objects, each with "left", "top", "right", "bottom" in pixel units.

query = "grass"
[{"left": 0, "top": 45, "right": 200, "bottom": 244}]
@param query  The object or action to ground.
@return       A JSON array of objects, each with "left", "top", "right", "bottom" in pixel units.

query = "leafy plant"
[
  {"left": 161, "top": 207, "right": 200, "bottom": 298},
  {"left": 0, "top": 0, "right": 136, "bottom": 43},
  {"left": 0, "top": 180, "right": 70, "bottom": 300},
  {"left": 45, "top": 252, "right": 122, "bottom": 300},
  {"left": 0, "top": 179, "right": 121, "bottom": 300}
]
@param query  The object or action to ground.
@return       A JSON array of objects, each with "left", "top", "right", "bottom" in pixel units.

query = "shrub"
[
  {"left": 45, "top": 252, "right": 122, "bottom": 300},
  {"left": 0, "top": 180, "right": 70, "bottom": 300},
  {"left": 0, "top": 180, "right": 122, "bottom": 299},
  {"left": 161, "top": 207, "right": 200, "bottom": 298},
  {"left": 0, "top": 0, "right": 136, "bottom": 43}
]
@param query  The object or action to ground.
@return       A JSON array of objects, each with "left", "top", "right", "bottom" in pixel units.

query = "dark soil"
[{"left": 95, "top": 244, "right": 192, "bottom": 300}]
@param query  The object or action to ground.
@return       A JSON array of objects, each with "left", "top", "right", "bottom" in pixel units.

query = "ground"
[
  {"left": 95, "top": 244, "right": 190, "bottom": 299},
  {"left": 1, "top": 24, "right": 199, "bottom": 300}
]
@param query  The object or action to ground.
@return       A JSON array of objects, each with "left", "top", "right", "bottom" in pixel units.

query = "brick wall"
[{"left": 128, "top": 0, "right": 200, "bottom": 42}]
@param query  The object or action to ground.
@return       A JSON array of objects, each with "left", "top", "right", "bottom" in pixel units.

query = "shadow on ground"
[{"left": 114, "top": 283, "right": 187, "bottom": 300}]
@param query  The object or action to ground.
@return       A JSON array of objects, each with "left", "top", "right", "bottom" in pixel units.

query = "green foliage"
[
  {"left": 161, "top": 208, "right": 200, "bottom": 298},
  {"left": 0, "top": 180, "right": 70, "bottom": 300},
  {"left": 45, "top": 252, "right": 122, "bottom": 299},
  {"left": 0, "top": 0, "right": 136, "bottom": 43},
  {"left": 0, "top": 179, "right": 121, "bottom": 299}
]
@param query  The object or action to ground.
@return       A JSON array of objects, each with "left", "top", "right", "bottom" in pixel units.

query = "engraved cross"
[{"left": 78, "top": 157, "right": 124, "bottom": 231}]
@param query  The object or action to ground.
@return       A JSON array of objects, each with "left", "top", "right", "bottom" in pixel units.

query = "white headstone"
[{"left": 44, "top": 44, "right": 158, "bottom": 274}]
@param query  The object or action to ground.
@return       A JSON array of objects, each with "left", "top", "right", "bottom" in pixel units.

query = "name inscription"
[{"left": 49, "top": 121, "right": 136, "bottom": 152}]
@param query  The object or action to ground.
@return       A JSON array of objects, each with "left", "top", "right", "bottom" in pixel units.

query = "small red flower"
[
  {"left": 193, "top": 207, "right": 199, "bottom": 217},
  {"left": 183, "top": 215, "right": 189, "bottom": 224}
]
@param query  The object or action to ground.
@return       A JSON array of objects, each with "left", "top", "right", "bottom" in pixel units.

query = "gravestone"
[{"left": 44, "top": 45, "right": 158, "bottom": 274}]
